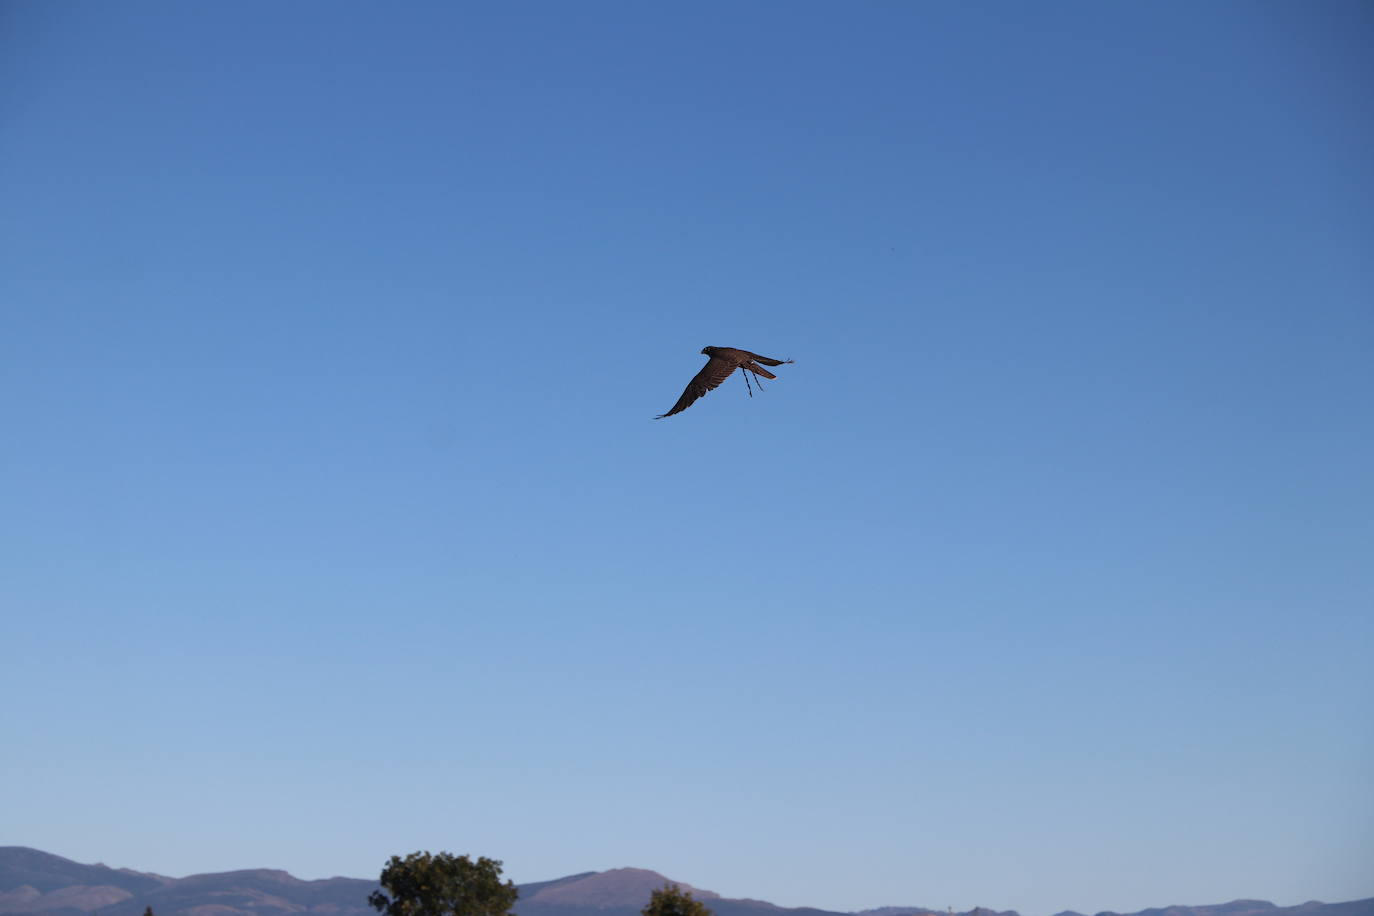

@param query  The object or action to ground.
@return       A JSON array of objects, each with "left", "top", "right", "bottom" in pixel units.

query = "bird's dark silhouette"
[{"left": 656, "top": 346, "right": 795, "bottom": 418}]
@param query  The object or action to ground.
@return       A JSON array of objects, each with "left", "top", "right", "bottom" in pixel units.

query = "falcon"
[{"left": 655, "top": 346, "right": 795, "bottom": 419}]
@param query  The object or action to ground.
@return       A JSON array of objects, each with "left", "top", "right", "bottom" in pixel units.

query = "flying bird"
[{"left": 655, "top": 346, "right": 795, "bottom": 419}]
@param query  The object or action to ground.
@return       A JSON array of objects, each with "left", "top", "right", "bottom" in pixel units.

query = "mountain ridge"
[{"left": 1, "top": 847, "right": 1369, "bottom": 916}]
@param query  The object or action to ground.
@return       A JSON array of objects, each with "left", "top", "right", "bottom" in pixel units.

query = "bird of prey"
[{"left": 655, "top": 346, "right": 795, "bottom": 419}]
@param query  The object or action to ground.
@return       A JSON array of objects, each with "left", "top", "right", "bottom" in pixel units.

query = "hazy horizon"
[{"left": 6, "top": 845, "right": 1371, "bottom": 916}]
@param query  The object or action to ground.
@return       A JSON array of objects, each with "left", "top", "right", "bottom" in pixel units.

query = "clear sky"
[{"left": 2, "top": 3, "right": 1371, "bottom": 915}]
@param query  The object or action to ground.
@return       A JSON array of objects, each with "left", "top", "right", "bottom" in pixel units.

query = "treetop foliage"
[
  {"left": 368, "top": 851, "right": 518, "bottom": 916},
  {"left": 642, "top": 884, "right": 714, "bottom": 916}
]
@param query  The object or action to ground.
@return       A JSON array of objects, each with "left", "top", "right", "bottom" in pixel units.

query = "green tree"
[
  {"left": 642, "top": 885, "right": 714, "bottom": 916},
  {"left": 368, "top": 851, "right": 518, "bottom": 916}
]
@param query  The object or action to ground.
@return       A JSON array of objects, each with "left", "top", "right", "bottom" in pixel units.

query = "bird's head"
[{"left": 700, "top": 346, "right": 716, "bottom": 356}]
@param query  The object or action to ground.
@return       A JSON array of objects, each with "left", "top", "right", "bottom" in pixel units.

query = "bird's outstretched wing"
[{"left": 655, "top": 355, "right": 738, "bottom": 418}]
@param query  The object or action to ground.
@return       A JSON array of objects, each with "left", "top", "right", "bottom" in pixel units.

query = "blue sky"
[{"left": 2, "top": 2, "right": 1371, "bottom": 915}]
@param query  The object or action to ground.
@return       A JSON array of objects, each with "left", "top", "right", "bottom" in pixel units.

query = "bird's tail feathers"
[
  {"left": 747, "top": 353, "right": 793, "bottom": 366},
  {"left": 744, "top": 362, "right": 777, "bottom": 379}
]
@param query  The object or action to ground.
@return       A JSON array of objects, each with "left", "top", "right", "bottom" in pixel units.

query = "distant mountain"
[
  {"left": 852, "top": 908, "right": 1016, "bottom": 916},
  {"left": 0, "top": 847, "right": 169, "bottom": 897},
  {"left": 1, "top": 846, "right": 1370, "bottom": 916},
  {"left": 1093, "top": 903, "right": 1328, "bottom": 916},
  {"left": 0, "top": 847, "right": 171, "bottom": 916},
  {"left": 0, "top": 851, "right": 831, "bottom": 916},
  {"left": 524, "top": 868, "right": 719, "bottom": 907},
  {"left": 851, "top": 909, "right": 1018, "bottom": 916},
  {"left": 514, "top": 867, "right": 845, "bottom": 916},
  {"left": 0, "top": 850, "right": 373, "bottom": 916}
]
